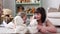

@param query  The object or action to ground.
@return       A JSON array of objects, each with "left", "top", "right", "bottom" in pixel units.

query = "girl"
[{"left": 13, "top": 12, "right": 27, "bottom": 34}]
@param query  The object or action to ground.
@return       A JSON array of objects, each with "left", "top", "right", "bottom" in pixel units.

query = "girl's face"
[
  {"left": 22, "top": 15, "right": 27, "bottom": 23},
  {"left": 34, "top": 13, "right": 41, "bottom": 20}
]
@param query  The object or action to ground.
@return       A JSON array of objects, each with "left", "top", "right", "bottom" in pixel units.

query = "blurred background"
[
  {"left": 2, "top": 0, "right": 60, "bottom": 27},
  {"left": 0, "top": 0, "right": 60, "bottom": 33}
]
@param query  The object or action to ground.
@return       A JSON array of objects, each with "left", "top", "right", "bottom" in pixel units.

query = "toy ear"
[
  {"left": 3, "top": 9, "right": 12, "bottom": 15},
  {"left": 1, "top": 15, "right": 5, "bottom": 18},
  {"left": 9, "top": 15, "right": 13, "bottom": 18}
]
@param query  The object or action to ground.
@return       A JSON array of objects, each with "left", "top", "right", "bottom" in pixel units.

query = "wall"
[
  {"left": 3, "top": 0, "right": 60, "bottom": 16},
  {"left": 42, "top": 0, "right": 60, "bottom": 10},
  {"left": 0, "top": 0, "right": 3, "bottom": 24},
  {"left": 3, "top": 0, "right": 16, "bottom": 16},
  {"left": 3, "top": 0, "right": 40, "bottom": 16}
]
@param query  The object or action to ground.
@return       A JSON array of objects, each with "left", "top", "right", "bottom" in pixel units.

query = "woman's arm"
[
  {"left": 46, "top": 20, "right": 54, "bottom": 26},
  {"left": 46, "top": 20, "right": 57, "bottom": 33}
]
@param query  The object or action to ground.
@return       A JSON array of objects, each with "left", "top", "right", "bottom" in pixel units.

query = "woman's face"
[{"left": 34, "top": 13, "right": 41, "bottom": 20}]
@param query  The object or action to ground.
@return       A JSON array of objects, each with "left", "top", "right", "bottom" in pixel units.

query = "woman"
[{"left": 34, "top": 7, "right": 57, "bottom": 33}]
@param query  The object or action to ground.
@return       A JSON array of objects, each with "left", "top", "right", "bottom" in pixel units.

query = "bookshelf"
[{"left": 15, "top": 0, "right": 41, "bottom": 18}]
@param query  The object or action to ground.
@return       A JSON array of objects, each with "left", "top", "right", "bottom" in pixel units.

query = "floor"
[{"left": 0, "top": 26, "right": 60, "bottom": 34}]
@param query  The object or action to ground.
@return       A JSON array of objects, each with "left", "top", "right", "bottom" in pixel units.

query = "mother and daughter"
[{"left": 2, "top": 5, "right": 57, "bottom": 34}]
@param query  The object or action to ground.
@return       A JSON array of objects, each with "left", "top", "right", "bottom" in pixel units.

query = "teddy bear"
[{"left": 1, "top": 9, "right": 13, "bottom": 24}]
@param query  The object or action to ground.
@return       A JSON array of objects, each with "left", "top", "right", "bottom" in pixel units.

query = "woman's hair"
[{"left": 35, "top": 7, "right": 46, "bottom": 23}]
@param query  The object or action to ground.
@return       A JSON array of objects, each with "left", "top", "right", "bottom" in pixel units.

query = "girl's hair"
[
  {"left": 35, "top": 7, "right": 46, "bottom": 23},
  {"left": 19, "top": 12, "right": 27, "bottom": 18}
]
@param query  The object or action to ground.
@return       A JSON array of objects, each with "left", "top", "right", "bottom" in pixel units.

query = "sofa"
[{"left": 47, "top": 7, "right": 60, "bottom": 26}]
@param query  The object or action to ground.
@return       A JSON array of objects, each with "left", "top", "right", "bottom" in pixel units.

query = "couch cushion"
[
  {"left": 48, "top": 8, "right": 58, "bottom": 12},
  {"left": 47, "top": 12, "right": 60, "bottom": 18},
  {"left": 48, "top": 18, "right": 60, "bottom": 26}
]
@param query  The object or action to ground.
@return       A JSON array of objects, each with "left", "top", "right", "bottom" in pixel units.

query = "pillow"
[
  {"left": 48, "top": 8, "right": 58, "bottom": 12},
  {"left": 48, "top": 18, "right": 60, "bottom": 26}
]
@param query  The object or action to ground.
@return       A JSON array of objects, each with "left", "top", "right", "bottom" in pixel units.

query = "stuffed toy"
[{"left": 1, "top": 9, "right": 13, "bottom": 24}]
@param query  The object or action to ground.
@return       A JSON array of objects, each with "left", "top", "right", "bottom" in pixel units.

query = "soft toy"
[{"left": 1, "top": 9, "right": 13, "bottom": 24}]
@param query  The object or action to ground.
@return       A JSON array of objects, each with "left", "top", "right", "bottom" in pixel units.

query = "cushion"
[{"left": 47, "top": 12, "right": 60, "bottom": 18}]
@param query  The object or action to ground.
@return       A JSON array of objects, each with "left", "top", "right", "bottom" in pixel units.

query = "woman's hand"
[
  {"left": 40, "top": 26, "right": 48, "bottom": 33},
  {"left": 37, "top": 25, "right": 48, "bottom": 33}
]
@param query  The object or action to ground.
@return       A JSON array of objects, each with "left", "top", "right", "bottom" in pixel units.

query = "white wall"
[
  {"left": 3, "top": 0, "right": 16, "bottom": 16},
  {"left": 42, "top": 0, "right": 60, "bottom": 10},
  {"left": 3, "top": 0, "right": 40, "bottom": 16},
  {"left": 3, "top": 0, "right": 60, "bottom": 16}
]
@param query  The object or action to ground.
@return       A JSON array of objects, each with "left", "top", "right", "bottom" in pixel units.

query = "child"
[{"left": 13, "top": 12, "right": 27, "bottom": 34}]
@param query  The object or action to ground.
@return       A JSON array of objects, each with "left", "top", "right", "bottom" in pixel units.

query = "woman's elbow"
[
  {"left": 48, "top": 27, "right": 57, "bottom": 33},
  {"left": 51, "top": 28, "right": 57, "bottom": 33}
]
